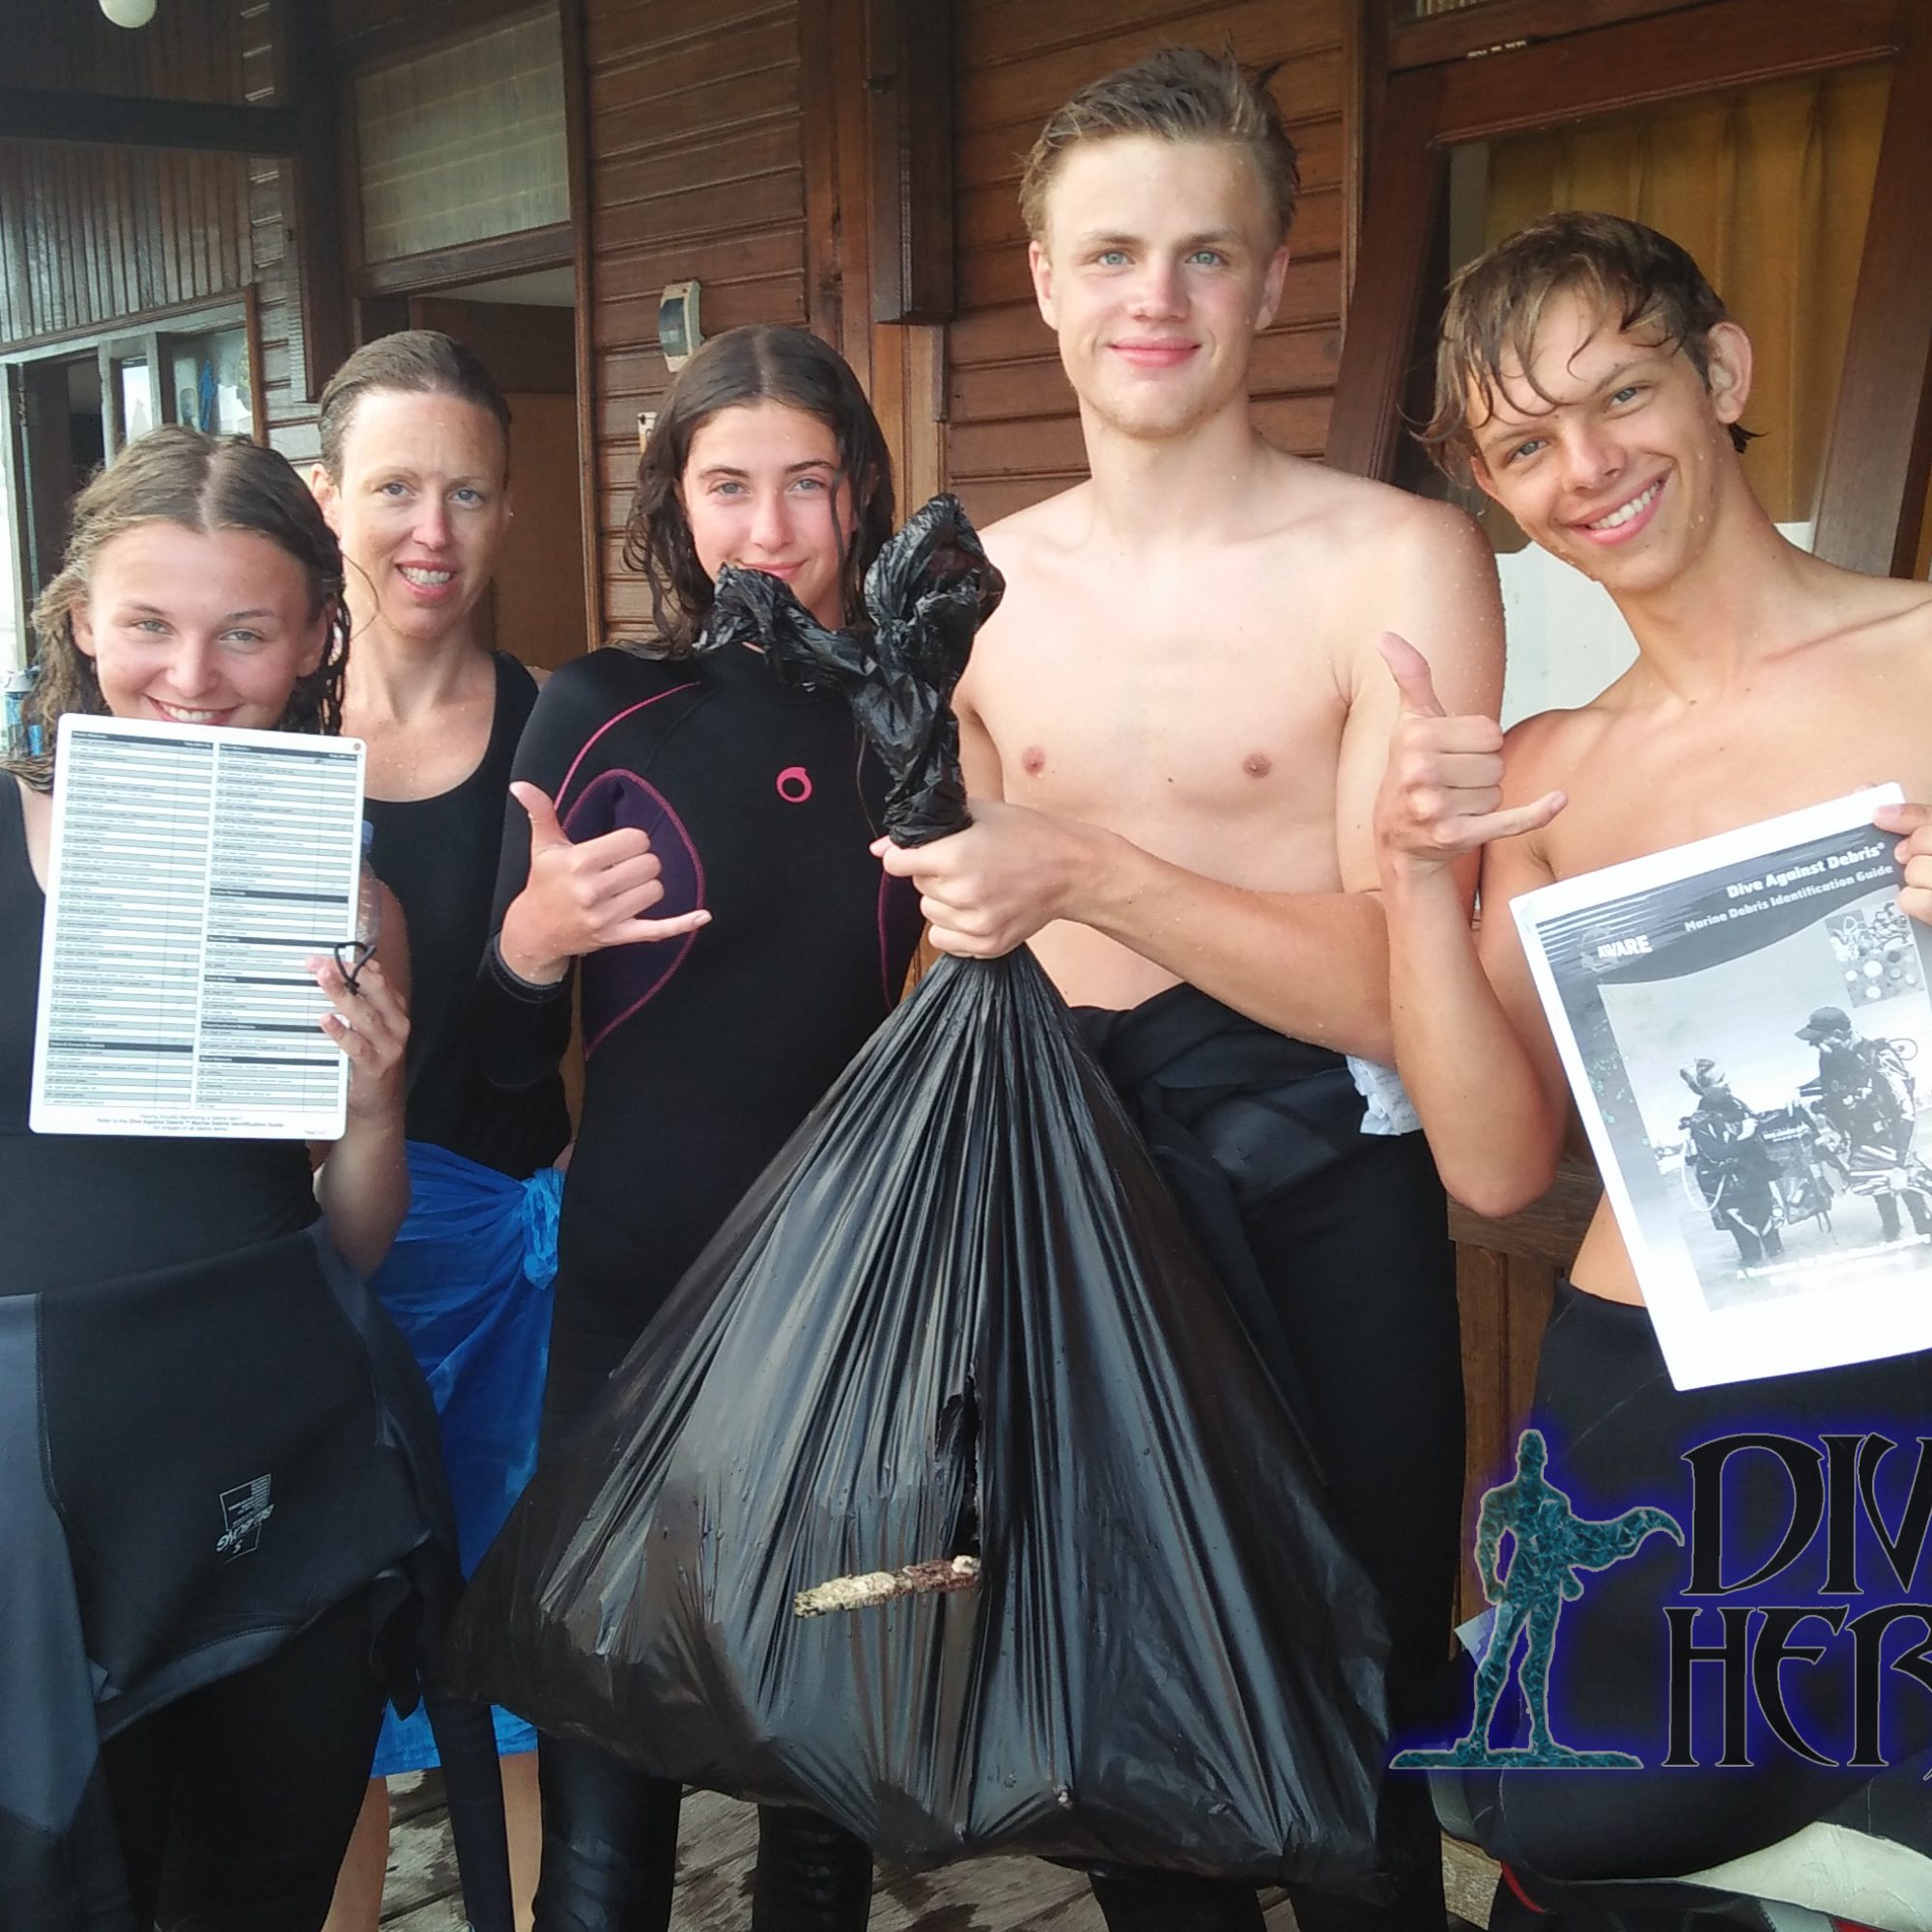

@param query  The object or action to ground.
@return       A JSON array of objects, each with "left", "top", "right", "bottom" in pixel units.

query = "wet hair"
[
  {"left": 1019, "top": 44, "right": 1301, "bottom": 248},
  {"left": 1423, "top": 211, "right": 1751, "bottom": 479},
  {"left": 315, "top": 328, "right": 512, "bottom": 482},
  {"left": 622, "top": 325, "right": 895, "bottom": 657},
  {"left": 10, "top": 427, "right": 351, "bottom": 788}
]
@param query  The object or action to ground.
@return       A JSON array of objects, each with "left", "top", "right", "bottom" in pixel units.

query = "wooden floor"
[{"left": 376, "top": 1771, "right": 1501, "bottom": 1931}]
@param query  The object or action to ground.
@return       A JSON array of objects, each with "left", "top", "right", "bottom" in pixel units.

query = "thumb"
[
  {"left": 1873, "top": 801, "right": 1932, "bottom": 836},
  {"left": 510, "top": 781, "right": 568, "bottom": 852},
  {"left": 1378, "top": 631, "right": 1446, "bottom": 720}
]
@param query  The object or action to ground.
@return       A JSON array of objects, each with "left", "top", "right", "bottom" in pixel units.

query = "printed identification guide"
[
  {"left": 31, "top": 714, "right": 365, "bottom": 1140},
  {"left": 1514, "top": 784, "right": 1932, "bottom": 1389}
]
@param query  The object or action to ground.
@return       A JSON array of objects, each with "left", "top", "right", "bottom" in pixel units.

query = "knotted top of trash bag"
[{"left": 702, "top": 494, "right": 1005, "bottom": 847}]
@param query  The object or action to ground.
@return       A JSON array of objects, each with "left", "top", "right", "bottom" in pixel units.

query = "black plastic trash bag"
[{"left": 444, "top": 496, "right": 1390, "bottom": 1886}]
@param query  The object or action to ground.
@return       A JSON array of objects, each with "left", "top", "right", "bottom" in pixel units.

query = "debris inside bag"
[{"left": 795, "top": 1554, "right": 981, "bottom": 1618}]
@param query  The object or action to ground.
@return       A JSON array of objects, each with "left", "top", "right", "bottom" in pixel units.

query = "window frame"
[{"left": 1332, "top": 0, "right": 1932, "bottom": 577}]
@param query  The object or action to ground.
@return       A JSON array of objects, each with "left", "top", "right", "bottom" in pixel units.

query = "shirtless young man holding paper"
[
  {"left": 877, "top": 47, "right": 1505, "bottom": 1932},
  {"left": 1375, "top": 212, "right": 1932, "bottom": 1906}
]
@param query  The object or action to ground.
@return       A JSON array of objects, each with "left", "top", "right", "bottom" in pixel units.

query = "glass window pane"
[
  {"left": 118, "top": 360, "right": 155, "bottom": 443},
  {"left": 355, "top": 14, "right": 569, "bottom": 264},
  {"left": 165, "top": 327, "right": 253, "bottom": 438}
]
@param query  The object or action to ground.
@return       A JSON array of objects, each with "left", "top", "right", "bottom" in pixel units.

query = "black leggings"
[
  {"left": 1091, "top": 1130, "right": 1463, "bottom": 1932},
  {"left": 534, "top": 1732, "right": 873, "bottom": 1932},
  {"left": 98, "top": 1588, "right": 386, "bottom": 1931}
]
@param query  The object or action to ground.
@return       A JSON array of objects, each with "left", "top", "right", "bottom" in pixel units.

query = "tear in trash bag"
[{"left": 443, "top": 496, "right": 1390, "bottom": 1887}]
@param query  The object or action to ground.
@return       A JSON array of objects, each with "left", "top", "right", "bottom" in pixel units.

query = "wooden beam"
[
  {"left": 1325, "top": 64, "right": 1444, "bottom": 481},
  {"left": 867, "top": 0, "right": 955, "bottom": 325},
  {"left": 281, "top": 0, "right": 349, "bottom": 401},
  {"left": 1430, "top": 0, "right": 1900, "bottom": 146},
  {"left": 355, "top": 224, "right": 574, "bottom": 299},
  {"left": 1813, "top": 0, "right": 1932, "bottom": 577},
  {"left": 798, "top": 0, "right": 848, "bottom": 358},
  {"left": 1388, "top": 0, "right": 1711, "bottom": 72},
  {"left": 559, "top": 0, "right": 603, "bottom": 656},
  {"left": 0, "top": 89, "right": 299, "bottom": 156}
]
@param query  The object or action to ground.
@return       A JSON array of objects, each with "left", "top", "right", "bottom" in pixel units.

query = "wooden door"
[
  {"left": 13, "top": 358, "right": 83, "bottom": 611},
  {"left": 409, "top": 296, "right": 589, "bottom": 669}
]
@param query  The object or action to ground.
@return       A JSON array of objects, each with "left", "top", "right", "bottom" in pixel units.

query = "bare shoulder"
[
  {"left": 1847, "top": 569, "right": 1932, "bottom": 642},
  {"left": 963, "top": 485, "right": 1094, "bottom": 706},
  {"left": 1264, "top": 447, "right": 1485, "bottom": 563},
  {"left": 1501, "top": 696, "right": 1613, "bottom": 803},
  {"left": 979, "top": 482, "right": 1093, "bottom": 573},
  {"left": 1791, "top": 557, "right": 1932, "bottom": 683}
]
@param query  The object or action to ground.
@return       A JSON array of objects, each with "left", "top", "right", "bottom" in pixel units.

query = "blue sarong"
[{"left": 370, "top": 1143, "right": 562, "bottom": 1776}]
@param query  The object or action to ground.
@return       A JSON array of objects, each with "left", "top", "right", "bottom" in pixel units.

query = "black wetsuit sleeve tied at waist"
[{"left": 0, "top": 1226, "right": 457, "bottom": 1926}]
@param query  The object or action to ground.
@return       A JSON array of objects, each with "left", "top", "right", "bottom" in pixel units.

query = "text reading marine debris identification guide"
[
  {"left": 1515, "top": 784, "right": 1932, "bottom": 1390},
  {"left": 31, "top": 714, "right": 365, "bottom": 1140}
]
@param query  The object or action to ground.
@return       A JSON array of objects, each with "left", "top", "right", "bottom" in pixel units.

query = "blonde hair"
[
  {"left": 12, "top": 427, "right": 350, "bottom": 787},
  {"left": 1019, "top": 45, "right": 1300, "bottom": 247}
]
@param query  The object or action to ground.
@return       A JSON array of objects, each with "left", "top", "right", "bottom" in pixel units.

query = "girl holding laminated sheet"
[
  {"left": 309, "top": 332, "right": 567, "bottom": 1932},
  {"left": 0, "top": 427, "right": 451, "bottom": 1930}
]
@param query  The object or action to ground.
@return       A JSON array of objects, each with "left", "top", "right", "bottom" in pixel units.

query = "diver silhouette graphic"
[{"left": 1394, "top": 1430, "right": 1682, "bottom": 1769}]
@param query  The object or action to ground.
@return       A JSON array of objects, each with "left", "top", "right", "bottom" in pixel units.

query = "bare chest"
[
  {"left": 1536, "top": 682, "right": 1932, "bottom": 882},
  {"left": 352, "top": 697, "right": 495, "bottom": 804},
  {"left": 972, "top": 585, "right": 1349, "bottom": 828}
]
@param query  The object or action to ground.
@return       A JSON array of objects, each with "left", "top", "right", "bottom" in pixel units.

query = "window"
[
  {"left": 354, "top": 13, "right": 569, "bottom": 266},
  {"left": 1, "top": 300, "right": 259, "bottom": 674}
]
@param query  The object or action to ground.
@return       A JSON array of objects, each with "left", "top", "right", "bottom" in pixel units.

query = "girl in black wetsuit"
[
  {"left": 474, "top": 327, "right": 922, "bottom": 1931},
  {"left": 311, "top": 332, "right": 565, "bottom": 1932},
  {"left": 0, "top": 428, "right": 441, "bottom": 1931}
]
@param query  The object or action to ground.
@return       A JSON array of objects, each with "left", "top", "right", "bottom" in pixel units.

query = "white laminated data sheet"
[
  {"left": 1513, "top": 783, "right": 1932, "bottom": 1390},
  {"left": 31, "top": 714, "right": 365, "bottom": 1140}
]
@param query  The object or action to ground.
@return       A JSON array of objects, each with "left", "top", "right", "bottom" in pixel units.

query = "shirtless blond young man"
[
  {"left": 1376, "top": 212, "right": 1932, "bottom": 1903},
  {"left": 880, "top": 48, "right": 1504, "bottom": 1932}
]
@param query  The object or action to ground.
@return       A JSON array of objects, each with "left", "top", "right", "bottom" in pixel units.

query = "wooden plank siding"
[
  {"left": 579, "top": 0, "right": 811, "bottom": 638},
  {"left": 0, "top": 145, "right": 256, "bottom": 350},
  {"left": 940, "top": 0, "right": 1354, "bottom": 528}
]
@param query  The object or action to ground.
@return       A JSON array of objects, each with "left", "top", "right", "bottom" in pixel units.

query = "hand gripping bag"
[{"left": 444, "top": 496, "right": 1391, "bottom": 1887}]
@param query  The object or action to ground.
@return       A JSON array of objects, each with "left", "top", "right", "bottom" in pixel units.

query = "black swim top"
[
  {"left": 0, "top": 777, "right": 320, "bottom": 1296},
  {"left": 364, "top": 653, "right": 567, "bottom": 1179}
]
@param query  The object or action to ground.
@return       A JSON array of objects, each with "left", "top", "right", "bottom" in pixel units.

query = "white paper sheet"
[
  {"left": 1513, "top": 784, "right": 1932, "bottom": 1389},
  {"left": 30, "top": 714, "right": 365, "bottom": 1140}
]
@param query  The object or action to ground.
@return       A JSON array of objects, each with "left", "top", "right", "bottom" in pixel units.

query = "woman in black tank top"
[
  {"left": 310, "top": 333, "right": 567, "bottom": 1929},
  {"left": 2, "top": 429, "right": 440, "bottom": 1931}
]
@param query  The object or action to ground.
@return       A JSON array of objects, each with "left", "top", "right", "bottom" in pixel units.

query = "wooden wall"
[
  {"left": 573, "top": 0, "right": 1360, "bottom": 636},
  {"left": 0, "top": 0, "right": 315, "bottom": 464},
  {"left": 579, "top": 0, "right": 812, "bottom": 639},
  {"left": 940, "top": 0, "right": 1357, "bottom": 527}
]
